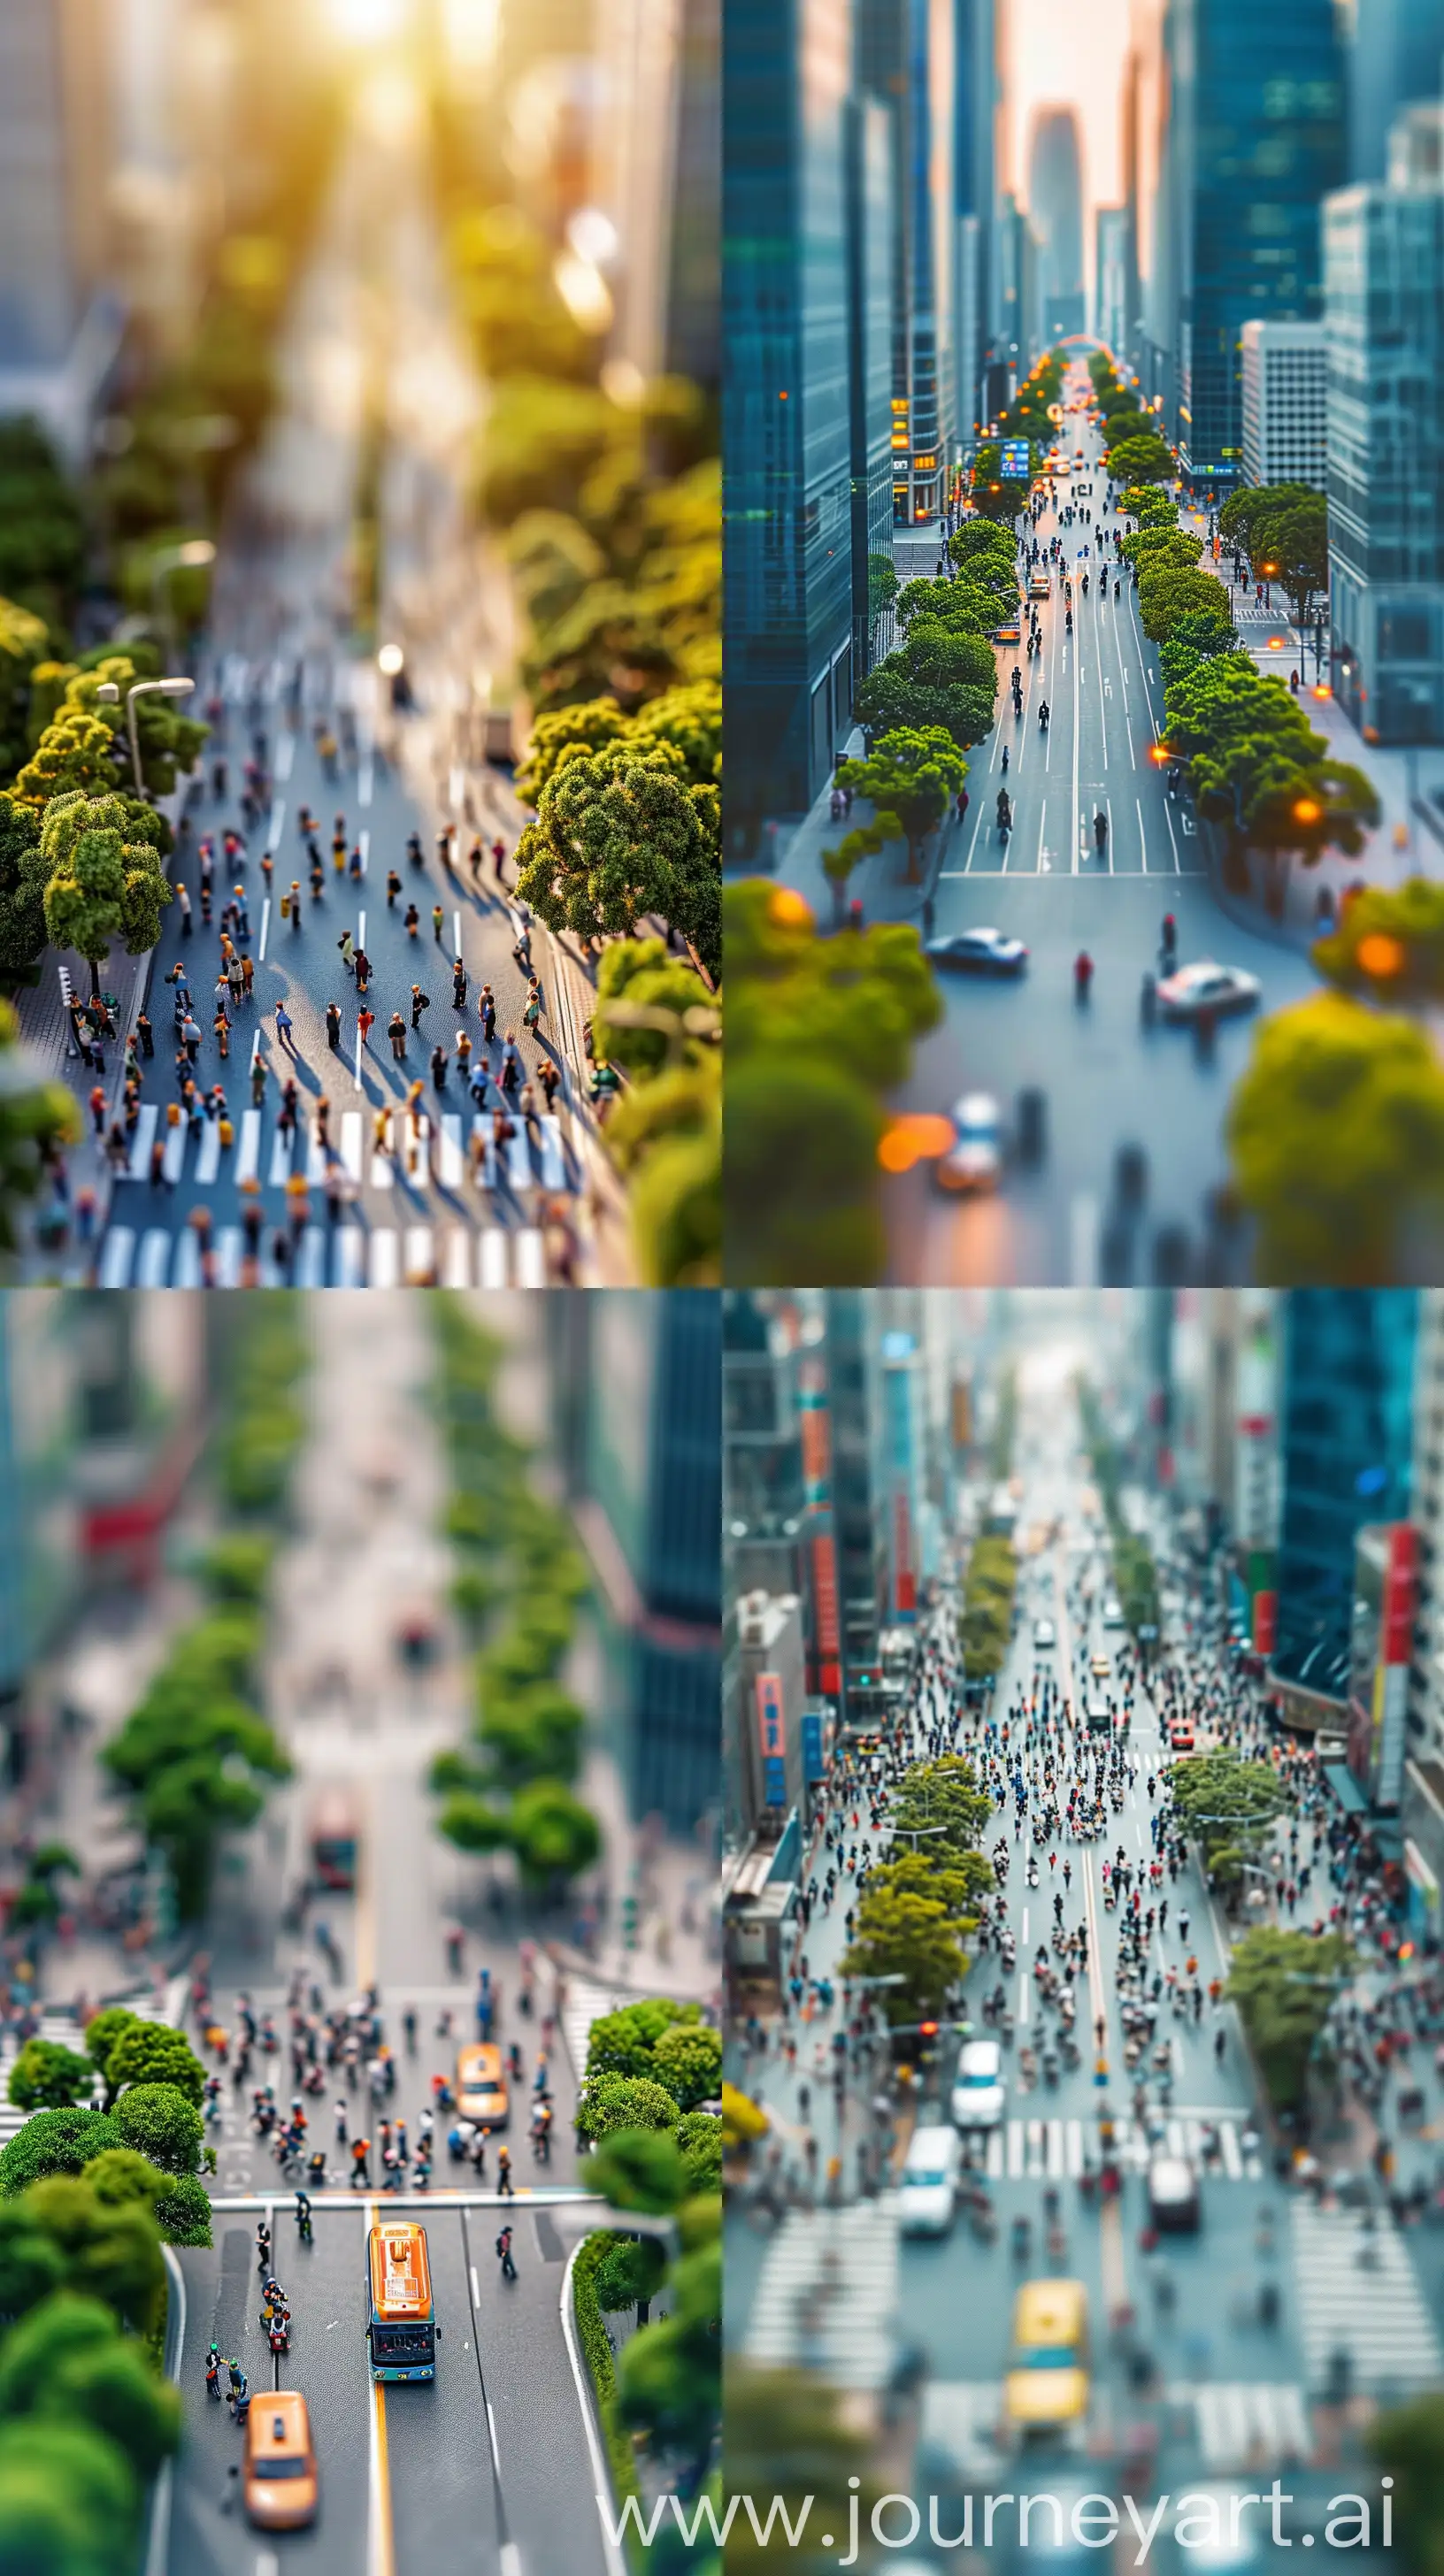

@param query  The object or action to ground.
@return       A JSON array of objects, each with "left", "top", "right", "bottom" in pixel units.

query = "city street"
[
  {"left": 83, "top": 84, "right": 621, "bottom": 1292},
  {"left": 730, "top": 1350, "right": 1444, "bottom": 2515},
  {"left": 884, "top": 359, "right": 1321, "bottom": 1285}
]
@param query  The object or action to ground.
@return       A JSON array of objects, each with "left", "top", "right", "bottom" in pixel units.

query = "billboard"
[
  {"left": 755, "top": 1672, "right": 787, "bottom": 1808},
  {"left": 1000, "top": 440, "right": 1031, "bottom": 480}
]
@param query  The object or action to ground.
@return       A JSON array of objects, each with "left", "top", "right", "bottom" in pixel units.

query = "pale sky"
[{"left": 1004, "top": 0, "right": 1134, "bottom": 288}]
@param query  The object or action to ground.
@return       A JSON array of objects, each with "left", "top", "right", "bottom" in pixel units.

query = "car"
[
  {"left": 1086, "top": 1694, "right": 1111, "bottom": 1732},
  {"left": 1148, "top": 2154, "right": 1201, "bottom": 2231},
  {"left": 243, "top": 2390, "right": 319, "bottom": 2530},
  {"left": 1156, "top": 961, "right": 1263, "bottom": 1023},
  {"left": 1170, "top": 1723, "right": 1195, "bottom": 1752},
  {"left": 951, "top": 2038, "right": 1006, "bottom": 2131},
  {"left": 994, "top": 619, "right": 1022, "bottom": 644},
  {"left": 1028, "top": 572, "right": 1050, "bottom": 598},
  {"left": 1003, "top": 2278, "right": 1090, "bottom": 2432},
  {"left": 924, "top": 927, "right": 1028, "bottom": 975},
  {"left": 935, "top": 1092, "right": 1002, "bottom": 1195},
  {"left": 1033, "top": 1617, "right": 1056, "bottom": 1651},
  {"left": 897, "top": 2124, "right": 964, "bottom": 2235},
  {"left": 455, "top": 2042, "right": 510, "bottom": 2129},
  {"left": 1089, "top": 1652, "right": 1110, "bottom": 1678},
  {"left": 1102, "top": 1598, "right": 1125, "bottom": 1629}
]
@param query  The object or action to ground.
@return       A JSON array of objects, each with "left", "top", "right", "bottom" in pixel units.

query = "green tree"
[
  {"left": 19, "top": 2175, "right": 165, "bottom": 2333},
  {"left": 835, "top": 726, "right": 970, "bottom": 882},
  {"left": 1370, "top": 2394, "right": 1444, "bottom": 2576},
  {"left": 507, "top": 1779, "right": 603, "bottom": 1890},
  {"left": 60, "top": 660, "right": 205, "bottom": 800},
  {"left": 970, "top": 441, "right": 1029, "bottom": 519},
  {"left": 103, "top": 1623, "right": 291, "bottom": 1922},
  {"left": 1138, "top": 564, "right": 1233, "bottom": 646},
  {"left": 1104, "top": 429, "right": 1174, "bottom": 483},
  {"left": 1228, "top": 993, "right": 1444, "bottom": 1282},
  {"left": 892, "top": 1753, "right": 993, "bottom": 1857},
  {"left": 0, "top": 419, "right": 86, "bottom": 632},
  {"left": 614, "top": 2235, "right": 719, "bottom": 2486},
  {"left": 1312, "top": 878, "right": 1444, "bottom": 1002},
  {"left": 1225, "top": 1927, "right": 1355, "bottom": 2112},
  {"left": 0, "top": 790, "right": 48, "bottom": 970},
  {"left": 588, "top": 2126, "right": 688, "bottom": 2212},
  {"left": 0, "top": 2109, "right": 122, "bottom": 2198},
  {"left": 1169, "top": 1750, "right": 1289, "bottom": 1867},
  {"left": 81, "top": 2013, "right": 142, "bottom": 2112},
  {"left": 0, "top": 2202, "right": 66, "bottom": 2319},
  {"left": 585, "top": 1999, "right": 701, "bottom": 2084},
  {"left": 35, "top": 788, "right": 174, "bottom": 994},
  {"left": 0, "top": 598, "right": 51, "bottom": 786},
  {"left": 948, "top": 518, "right": 1022, "bottom": 603},
  {"left": 1254, "top": 495, "right": 1328, "bottom": 628},
  {"left": 868, "top": 551, "right": 898, "bottom": 625},
  {"left": 724, "top": 2364, "right": 879, "bottom": 2576},
  {"left": 576, "top": 2073, "right": 681, "bottom": 2142},
  {"left": 512, "top": 746, "right": 719, "bottom": 977},
  {"left": 475, "top": 1683, "right": 585, "bottom": 1788},
  {"left": 594, "top": 2234, "right": 667, "bottom": 2319},
  {"left": 435, "top": 1790, "right": 511, "bottom": 1854},
  {"left": 841, "top": 1884, "right": 968, "bottom": 2025},
  {"left": 590, "top": 937, "right": 716, "bottom": 1076},
  {"left": 870, "top": 1847, "right": 994, "bottom": 1915},
  {"left": 896, "top": 572, "right": 998, "bottom": 636},
  {"left": 676, "top": 2112, "right": 723, "bottom": 2196},
  {"left": 81, "top": 2147, "right": 211, "bottom": 2247},
  {"left": 195, "top": 1531, "right": 275, "bottom": 1605},
  {"left": 0, "top": 2414, "right": 139, "bottom": 2576},
  {"left": 854, "top": 620, "right": 997, "bottom": 752},
  {"left": 111, "top": 2084, "right": 205, "bottom": 2179},
  {"left": 651, "top": 2021, "right": 721, "bottom": 2111},
  {"left": 7, "top": 2042, "right": 93, "bottom": 2114},
  {"left": 0, "top": 2293, "right": 180, "bottom": 2479},
  {"left": 12, "top": 710, "right": 119, "bottom": 814},
  {"left": 104, "top": 2024, "right": 204, "bottom": 2110},
  {"left": 0, "top": 998, "right": 80, "bottom": 1246}
]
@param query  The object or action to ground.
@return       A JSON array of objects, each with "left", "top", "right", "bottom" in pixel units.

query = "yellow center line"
[{"left": 365, "top": 2197, "right": 396, "bottom": 2576}]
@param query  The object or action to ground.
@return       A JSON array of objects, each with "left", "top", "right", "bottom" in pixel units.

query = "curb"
[
  {"left": 144, "top": 2242, "right": 187, "bottom": 2576},
  {"left": 559, "top": 2238, "right": 628, "bottom": 2576}
]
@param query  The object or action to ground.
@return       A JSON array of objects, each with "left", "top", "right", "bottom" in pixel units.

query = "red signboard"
[
  {"left": 1384, "top": 1523, "right": 1418, "bottom": 1665},
  {"left": 799, "top": 1403, "right": 831, "bottom": 1493},
  {"left": 1253, "top": 1589, "right": 1277, "bottom": 1656},
  {"left": 893, "top": 1494, "right": 915, "bottom": 1614},
  {"left": 811, "top": 1532, "right": 841, "bottom": 1659}
]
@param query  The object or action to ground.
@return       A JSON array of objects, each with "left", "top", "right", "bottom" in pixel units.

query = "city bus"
[
  {"left": 309, "top": 1789, "right": 358, "bottom": 1892},
  {"left": 365, "top": 2221, "right": 437, "bottom": 2381}
]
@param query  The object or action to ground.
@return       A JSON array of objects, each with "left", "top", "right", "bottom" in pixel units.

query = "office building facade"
[
  {"left": 1240, "top": 318, "right": 1328, "bottom": 491},
  {"left": 1325, "top": 106, "right": 1444, "bottom": 744},
  {"left": 1028, "top": 106, "right": 1086, "bottom": 342},
  {"left": 1095, "top": 207, "right": 1129, "bottom": 356},
  {"left": 845, "top": 95, "right": 897, "bottom": 684}
]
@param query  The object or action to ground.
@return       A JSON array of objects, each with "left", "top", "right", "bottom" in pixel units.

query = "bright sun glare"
[{"left": 324, "top": 0, "right": 412, "bottom": 42}]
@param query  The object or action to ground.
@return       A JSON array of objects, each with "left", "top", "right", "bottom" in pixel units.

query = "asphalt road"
[{"left": 885, "top": 360, "right": 1319, "bottom": 1286}]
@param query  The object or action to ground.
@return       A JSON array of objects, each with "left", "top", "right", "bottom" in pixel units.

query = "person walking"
[
  {"left": 430, "top": 1042, "right": 448, "bottom": 1092},
  {"left": 357, "top": 1006, "right": 375, "bottom": 1052},
  {"left": 274, "top": 1001, "right": 296, "bottom": 1054},
  {"left": 452, "top": 958, "right": 467, "bottom": 1008},
  {"left": 431, "top": 903, "right": 444, "bottom": 944},
  {"left": 349, "top": 2135, "right": 371, "bottom": 2189},
  {"left": 410, "top": 985, "right": 429, "bottom": 1032},
  {"left": 495, "top": 2225, "right": 516, "bottom": 2281},
  {"left": 325, "top": 1001, "right": 342, "bottom": 1051}
]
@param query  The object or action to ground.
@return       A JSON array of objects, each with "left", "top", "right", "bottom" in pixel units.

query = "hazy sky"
[{"left": 1005, "top": 0, "right": 1133, "bottom": 235}]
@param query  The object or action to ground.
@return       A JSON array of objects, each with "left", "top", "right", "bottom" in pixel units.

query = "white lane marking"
[
  {"left": 1136, "top": 796, "right": 1148, "bottom": 876},
  {"left": 266, "top": 798, "right": 286, "bottom": 853},
  {"left": 258, "top": 897, "right": 271, "bottom": 961},
  {"left": 358, "top": 760, "right": 373, "bottom": 807}
]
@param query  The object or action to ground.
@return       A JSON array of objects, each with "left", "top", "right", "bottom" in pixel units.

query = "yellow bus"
[{"left": 366, "top": 2220, "right": 437, "bottom": 2381}]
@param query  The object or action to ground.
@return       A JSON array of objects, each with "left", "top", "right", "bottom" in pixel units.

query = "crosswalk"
[
  {"left": 921, "top": 2382, "right": 1312, "bottom": 2476},
  {"left": 1291, "top": 2202, "right": 1444, "bottom": 2395},
  {"left": 978, "top": 2112, "right": 1263, "bottom": 2181},
  {"left": 97, "top": 1218, "right": 548, "bottom": 1290},
  {"left": 746, "top": 2202, "right": 901, "bottom": 2390},
  {"left": 119, "top": 1104, "right": 575, "bottom": 1198}
]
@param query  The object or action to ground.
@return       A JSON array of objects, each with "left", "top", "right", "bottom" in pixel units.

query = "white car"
[
  {"left": 1156, "top": 961, "right": 1262, "bottom": 1023},
  {"left": 1033, "top": 1617, "right": 1056, "bottom": 1651},
  {"left": 924, "top": 926, "right": 1028, "bottom": 975},
  {"left": 950, "top": 2038, "right": 1007, "bottom": 2131},
  {"left": 1102, "top": 1598, "right": 1125, "bottom": 1629},
  {"left": 897, "top": 2124, "right": 963, "bottom": 2235},
  {"left": 935, "top": 1092, "right": 1002, "bottom": 1195}
]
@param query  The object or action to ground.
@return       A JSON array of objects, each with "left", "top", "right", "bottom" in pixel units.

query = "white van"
[
  {"left": 951, "top": 2037, "right": 1007, "bottom": 2131},
  {"left": 897, "top": 2125, "right": 963, "bottom": 2235}
]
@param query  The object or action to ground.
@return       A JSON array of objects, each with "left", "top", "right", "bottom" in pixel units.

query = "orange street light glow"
[
  {"left": 1356, "top": 932, "right": 1407, "bottom": 978},
  {"left": 768, "top": 886, "right": 812, "bottom": 930},
  {"left": 1293, "top": 799, "right": 1322, "bottom": 824},
  {"left": 879, "top": 1115, "right": 955, "bottom": 1174}
]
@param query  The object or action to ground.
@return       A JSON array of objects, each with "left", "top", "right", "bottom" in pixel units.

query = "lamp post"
[
  {"left": 94, "top": 677, "right": 196, "bottom": 795},
  {"left": 149, "top": 536, "right": 216, "bottom": 639}
]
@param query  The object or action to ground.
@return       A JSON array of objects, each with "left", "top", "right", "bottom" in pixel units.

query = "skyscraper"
[
  {"left": 1027, "top": 106, "right": 1086, "bottom": 341},
  {"left": 952, "top": 0, "right": 997, "bottom": 444},
  {"left": 1154, "top": 0, "right": 1346, "bottom": 494},
  {"left": 723, "top": 0, "right": 854, "bottom": 847},
  {"left": 1095, "top": 207, "right": 1129, "bottom": 353},
  {"left": 1348, "top": 0, "right": 1444, "bottom": 185},
  {"left": 0, "top": 0, "right": 119, "bottom": 456},
  {"left": 1325, "top": 104, "right": 1444, "bottom": 744},
  {"left": 856, "top": 0, "right": 956, "bottom": 529},
  {"left": 845, "top": 95, "right": 896, "bottom": 683}
]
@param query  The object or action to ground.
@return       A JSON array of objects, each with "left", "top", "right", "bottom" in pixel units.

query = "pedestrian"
[
  {"left": 495, "top": 2225, "right": 516, "bottom": 2281},
  {"left": 452, "top": 959, "right": 467, "bottom": 1008},
  {"left": 388, "top": 1013, "right": 407, "bottom": 1062},
  {"left": 338, "top": 930, "right": 355, "bottom": 976},
  {"left": 403, "top": 903, "right": 419, "bottom": 939},
  {"left": 430, "top": 1042, "right": 447, "bottom": 1091},
  {"left": 214, "top": 1007, "right": 230, "bottom": 1058},
  {"left": 88, "top": 1083, "right": 105, "bottom": 1138},
  {"left": 432, "top": 903, "right": 444, "bottom": 944},
  {"left": 478, "top": 985, "right": 496, "bottom": 1043},
  {"left": 410, "top": 985, "right": 429, "bottom": 1031},
  {"left": 350, "top": 2135, "right": 371, "bottom": 2189},
  {"left": 241, "top": 955, "right": 254, "bottom": 1000},
  {"left": 354, "top": 948, "right": 371, "bottom": 993},
  {"left": 357, "top": 1006, "right": 375, "bottom": 1050},
  {"left": 521, "top": 978, "right": 542, "bottom": 1036},
  {"left": 326, "top": 1000, "right": 342, "bottom": 1050},
  {"left": 387, "top": 869, "right": 402, "bottom": 908},
  {"left": 274, "top": 1001, "right": 295, "bottom": 1053},
  {"left": 135, "top": 1009, "right": 154, "bottom": 1059},
  {"left": 177, "top": 881, "right": 193, "bottom": 935}
]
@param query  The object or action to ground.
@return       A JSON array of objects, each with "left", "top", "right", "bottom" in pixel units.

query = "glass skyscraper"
[
  {"left": 1272, "top": 1292, "right": 1419, "bottom": 1703},
  {"left": 1160, "top": 0, "right": 1346, "bottom": 494},
  {"left": 723, "top": 0, "right": 855, "bottom": 851}
]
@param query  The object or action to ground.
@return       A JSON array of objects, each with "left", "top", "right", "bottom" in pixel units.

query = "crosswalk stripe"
[
  {"left": 196, "top": 1119, "right": 221, "bottom": 1183},
  {"left": 480, "top": 1230, "right": 508, "bottom": 1288},
  {"left": 217, "top": 1227, "right": 242, "bottom": 1285},
  {"left": 443, "top": 1230, "right": 472, "bottom": 1287},
  {"left": 126, "top": 1102, "right": 157, "bottom": 1177},
  {"left": 1291, "top": 2204, "right": 1443, "bottom": 2389},
  {"left": 296, "top": 1226, "right": 326, "bottom": 1287},
  {"left": 747, "top": 2204, "right": 901, "bottom": 2388},
  {"left": 539, "top": 1114, "right": 565, "bottom": 1190},
  {"left": 334, "top": 1230, "right": 365, "bottom": 1286},
  {"left": 237, "top": 1108, "right": 261, "bottom": 1183},
  {"left": 306, "top": 1130, "right": 329, "bottom": 1184},
  {"left": 267, "top": 1125, "right": 292, "bottom": 1185},
  {"left": 173, "top": 1229, "right": 201, "bottom": 1286},
  {"left": 370, "top": 1144, "right": 393, "bottom": 1188},
  {"left": 99, "top": 1226, "right": 135, "bottom": 1286},
  {"left": 1164, "top": 2383, "right": 1312, "bottom": 2472},
  {"left": 403, "top": 1225, "right": 434, "bottom": 1283},
  {"left": 138, "top": 1226, "right": 170, "bottom": 1286},
  {"left": 516, "top": 1228, "right": 545, "bottom": 1287},
  {"left": 341, "top": 1110, "right": 363, "bottom": 1182},
  {"left": 161, "top": 1119, "right": 187, "bottom": 1184},
  {"left": 440, "top": 1114, "right": 464, "bottom": 1189},
  {"left": 992, "top": 2112, "right": 1263, "bottom": 2180},
  {"left": 1220, "top": 2121, "right": 1242, "bottom": 2178},
  {"left": 369, "top": 1230, "right": 399, "bottom": 1287},
  {"left": 399, "top": 1116, "right": 430, "bottom": 1186}
]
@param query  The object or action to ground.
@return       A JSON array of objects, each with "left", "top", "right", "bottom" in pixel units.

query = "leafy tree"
[
  {"left": 948, "top": 518, "right": 1021, "bottom": 605},
  {"left": 435, "top": 1790, "right": 511, "bottom": 1854},
  {"left": 0, "top": 790, "right": 48, "bottom": 970},
  {"left": 895, "top": 572, "right": 996, "bottom": 635},
  {"left": 1104, "top": 429, "right": 1174, "bottom": 483},
  {"left": 595, "top": 2234, "right": 667, "bottom": 2318},
  {"left": 615, "top": 2235, "right": 719, "bottom": 2486},
  {"left": 871, "top": 1848, "right": 993, "bottom": 1915},
  {"left": 1370, "top": 2394, "right": 1444, "bottom": 2576},
  {"left": 651, "top": 2021, "right": 721, "bottom": 2111},
  {"left": 104, "top": 2023, "right": 204, "bottom": 2109},
  {"left": 1218, "top": 479, "right": 1317, "bottom": 570},
  {"left": 1253, "top": 495, "right": 1328, "bottom": 627},
  {"left": 588, "top": 2127, "right": 688, "bottom": 2212},
  {"left": 676, "top": 2112, "right": 723, "bottom": 2196},
  {"left": 0, "top": 2109, "right": 122, "bottom": 2198},
  {"left": 1169, "top": 1751, "right": 1289, "bottom": 1867},
  {"left": 0, "top": 598, "right": 52, "bottom": 786},
  {"left": 35, "top": 787, "right": 174, "bottom": 993},
  {"left": 59, "top": 659, "right": 205, "bottom": 800},
  {"left": 111, "top": 2084, "right": 204, "bottom": 2179},
  {"left": 586, "top": 1999, "right": 701, "bottom": 2084},
  {"left": 591, "top": 936, "right": 715, "bottom": 1076},
  {"left": 102, "top": 1622, "right": 291, "bottom": 1920},
  {"left": 195, "top": 1531, "right": 275, "bottom": 1604},
  {"left": 854, "top": 620, "right": 997, "bottom": 753},
  {"left": 81, "top": 2148, "right": 211, "bottom": 2247},
  {"left": 1120, "top": 524, "right": 1203, "bottom": 574},
  {"left": 724, "top": 879, "right": 941, "bottom": 1282},
  {"left": 81, "top": 2012, "right": 142, "bottom": 2112},
  {"left": 513, "top": 746, "right": 719, "bottom": 976},
  {"left": 970, "top": 441, "right": 1030, "bottom": 519},
  {"left": 0, "top": 2202, "right": 66, "bottom": 2318},
  {"left": 725, "top": 2364, "right": 879, "bottom": 2576},
  {"left": 12, "top": 709, "right": 120, "bottom": 814},
  {"left": 840, "top": 1884, "right": 968, "bottom": 2025},
  {"left": 0, "top": 2292, "right": 180, "bottom": 2479},
  {"left": 1225, "top": 1927, "right": 1355, "bottom": 2112},
  {"left": 835, "top": 726, "right": 970, "bottom": 881},
  {"left": 0, "top": 2414, "right": 139, "bottom": 2576},
  {"left": 1138, "top": 564, "right": 1231, "bottom": 646},
  {"left": 868, "top": 552, "right": 898, "bottom": 624},
  {"left": 1314, "top": 879, "right": 1444, "bottom": 1003},
  {"left": 1228, "top": 993, "right": 1444, "bottom": 1283},
  {"left": 576, "top": 2073, "right": 681, "bottom": 2143},
  {"left": 7, "top": 2042, "right": 93, "bottom": 2114},
  {"left": 893, "top": 1753, "right": 993, "bottom": 1857},
  {"left": 507, "top": 1778, "right": 603, "bottom": 1890},
  {"left": 19, "top": 2175, "right": 164, "bottom": 2333},
  {"left": 0, "top": 419, "right": 86, "bottom": 632},
  {"left": 0, "top": 998, "right": 79, "bottom": 1246}
]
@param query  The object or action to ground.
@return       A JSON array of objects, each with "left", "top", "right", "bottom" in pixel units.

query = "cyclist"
[
  {"left": 1094, "top": 809, "right": 1108, "bottom": 854},
  {"left": 205, "top": 2342, "right": 222, "bottom": 2399}
]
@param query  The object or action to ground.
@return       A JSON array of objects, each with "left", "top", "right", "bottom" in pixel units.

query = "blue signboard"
[{"left": 1000, "top": 440, "right": 1031, "bottom": 480}]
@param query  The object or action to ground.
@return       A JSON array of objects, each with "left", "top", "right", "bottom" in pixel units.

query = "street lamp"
[
  {"left": 149, "top": 537, "right": 215, "bottom": 633},
  {"left": 95, "top": 677, "right": 196, "bottom": 795}
]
